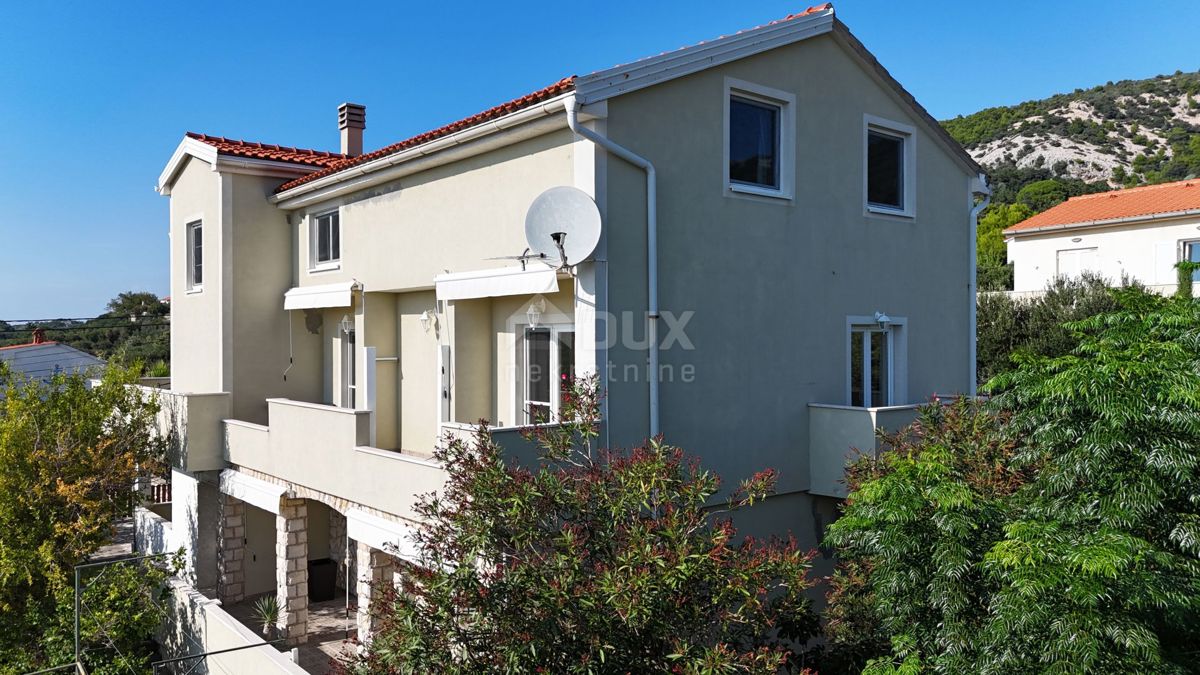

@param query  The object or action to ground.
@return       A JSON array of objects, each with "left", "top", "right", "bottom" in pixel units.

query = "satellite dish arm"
[{"left": 566, "top": 96, "right": 660, "bottom": 438}]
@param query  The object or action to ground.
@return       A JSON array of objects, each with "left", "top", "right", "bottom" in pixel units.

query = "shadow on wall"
[{"left": 157, "top": 577, "right": 307, "bottom": 674}]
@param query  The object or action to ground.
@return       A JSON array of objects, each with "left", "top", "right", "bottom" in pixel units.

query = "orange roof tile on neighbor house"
[
  {"left": 273, "top": 4, "right": 836, "bottom": 194},
  {"left": 185, "top": 132, "right": 348, "bottom": 168},
  {"left": 1005, "top": 179, "right": 1200, "bottom": 235}
]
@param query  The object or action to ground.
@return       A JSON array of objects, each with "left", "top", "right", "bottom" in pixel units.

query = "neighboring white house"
[
  {"left": 0, "top": 330, "right": 105, "bottom": 384},
  {"left": 1006, "top": 178, "right": 1200, "bottom": 294},
  {"left": 145, "top": 3, "right": 988, "bottom": 654}
]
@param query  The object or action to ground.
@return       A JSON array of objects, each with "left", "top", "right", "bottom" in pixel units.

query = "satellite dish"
[{"left": 524, "top": 186, "right": 601, "bottom": 268}]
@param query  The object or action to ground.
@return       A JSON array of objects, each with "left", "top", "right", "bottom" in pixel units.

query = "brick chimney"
[
  {"left": 338, "top": 103, "right": 366, "bottom": 157},
  {"left": 31, "top": 328, "right": 46, "bottom": 344}
]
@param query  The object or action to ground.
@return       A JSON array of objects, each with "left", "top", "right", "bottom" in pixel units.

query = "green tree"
[
  {"left": 976, "top": 203, "right": 1031, "bottom": 268},
  {"left": 1016, "top": 179, "right": 1069, "bottom": 211},
  {"left": 347, "top": 378, "right": 819, "bottom": 674},
  {"left": 826, "top": 290, "right": 1200, "bottom": 672},
  {"left": 0, "top": 364, "right": 171, "bottom": 673},
  {"left": 823, "top": 399, "right": 1025, "bottom": 673},
  {"left": 982, "top": 291, "right": 1200, "bottom": 672}
]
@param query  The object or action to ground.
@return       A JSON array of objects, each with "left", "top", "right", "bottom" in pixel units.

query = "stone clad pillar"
[
  {"left": 356, "top": 541, "right": 395, "bottom": 644},
  {"left": 277, "top": 497, "right": 309, "bottom": 644},
  {"left": 216, "top": 494, "right": 245, "bottom": 604}
]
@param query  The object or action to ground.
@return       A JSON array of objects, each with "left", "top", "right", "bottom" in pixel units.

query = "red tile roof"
[
  {"left": 276, "top": 77, "right": 577, "bottom": 193},
  {"left": 1006, "top": 179, "right": 1200, "bottom": 234},
  {"left": 186, "top": 132, "right": 348, "bottom": 168},
  {"left": 274, "top": 4, "right": 835, "bottom": 194}
]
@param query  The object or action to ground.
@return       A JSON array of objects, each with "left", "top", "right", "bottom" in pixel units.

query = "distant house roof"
[
  {"left": 1006, "top": 179, "right": 1200, "bottom": 235},
  {"left": 0, "top": 340, "right": 106, "bottom": 383}
]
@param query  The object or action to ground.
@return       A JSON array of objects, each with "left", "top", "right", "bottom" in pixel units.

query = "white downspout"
[
  {"left": 566, "top": 96, "right": 661, "bottom": 437},
  {"left": 968, "top": 172, "right": 991, "bottom": 397}
]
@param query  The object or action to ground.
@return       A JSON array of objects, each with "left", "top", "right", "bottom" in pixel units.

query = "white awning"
[
  {"left": 346, "top": 508, "right": 420, "bottom": 563},
  {"left": 218, "top": 469, "right": 287, "bottom": 514},
  {"left": 434, "top": 266, "right": 559, "bottom": 302},
  {"left": 283, "top": 281, "right": 357, "bottom": 310}
]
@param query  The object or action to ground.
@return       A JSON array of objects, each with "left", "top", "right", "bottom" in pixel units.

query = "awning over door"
[
  {"left": 434, "top": 266, "right": 560, "bottom": 302},
  {"left": 283, "top": 281, "right": 357, "bottom": 310}
]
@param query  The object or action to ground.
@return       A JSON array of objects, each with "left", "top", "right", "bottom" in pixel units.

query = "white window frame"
[
  {"left": 310, "top": 209, "right": 342, "bottom": 272},
  {"left": 863, "top": 114, "right": 916, "bottom": 219},
  {"left": 185, "top": 220, "right": 203, "bottom": 293},
  {"left": 723, "top": 77, "right": 795, "bottom": 201},
  {"left": 518, "top": 322, "right": 575, "bottom": 424},
  {"left": 1180, "top": 240, "right": 1200, "bottom": 283},
  {"left": 845, "top": 315, "right": 908, "bottom": 408}
]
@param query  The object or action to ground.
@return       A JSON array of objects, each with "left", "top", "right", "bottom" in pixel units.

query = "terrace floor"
[{"left": 225, "top": 593, "right": 358, "bottom": 674}]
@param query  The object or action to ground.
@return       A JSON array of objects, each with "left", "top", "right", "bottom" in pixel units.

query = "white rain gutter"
[
  {"left": 1004, "top": 207, "right": 1200, "bottom": 238},
  {"left": 565, "top": 96, "right": 661, "bottom": 438},
  {"left": 968, "top": 173, "right": 991, "bottom": 397}
]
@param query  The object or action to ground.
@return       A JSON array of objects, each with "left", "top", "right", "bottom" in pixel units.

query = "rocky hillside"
[{"left": 943, "top": 70, "right": 1200, "bottom": 190}]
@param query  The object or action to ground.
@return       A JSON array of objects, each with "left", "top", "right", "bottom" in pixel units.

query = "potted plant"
[{"left": 251, "top": 595, "right": 280, "bottom": 640}]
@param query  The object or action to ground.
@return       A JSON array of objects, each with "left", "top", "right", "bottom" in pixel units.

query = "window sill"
[
  {"left": 185, "top": 287, "right": 203, "bottom": 295},
  {"left": 728, "top": 183, "right": 792, "bottom": 201},
  {"left": 866, "top": 204, "right": 915, "bottom": 219},
  {"left": 308, "top": 262, "right": 342, "bottom": 274}
]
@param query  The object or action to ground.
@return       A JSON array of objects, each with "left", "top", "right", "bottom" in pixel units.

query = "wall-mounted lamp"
[
  {"left": 419, "top": 309, "right": 437, "bottom": 333},
  {"left": 527, "top": 297, "right": 546, "bottom": 329},
  {"left": 874, "top": 311, "right": 891, "bottom": 329},
  {"left": 339, "top": 315, "right": 354, "bottom": 334}
]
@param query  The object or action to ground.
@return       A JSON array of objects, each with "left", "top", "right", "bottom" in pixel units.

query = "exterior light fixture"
[
  {"left": 874, "top": 311, "right": 891, "bottom": 329},
  {"left": 339, "top": 315, "right": 354, "bottom": 334},
  {"left": 527, "top": 297, "right": 546, "bottom": 329},
  {"left": 419, "top": 310, "right": 437, "bottom": 333}
]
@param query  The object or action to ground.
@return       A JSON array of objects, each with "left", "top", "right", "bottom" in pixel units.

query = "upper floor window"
[
  {"left": 724, "top": 78, "right": 795, "bottom": 200},
  {"left": 312, "top": 210, "right": 341, "bottom": 270},
  {"left": 186, "top": 220, "right": 203, "bottom": 290},
  {"left": 864, "top": 115, "right": 916, "bottom": 217}
]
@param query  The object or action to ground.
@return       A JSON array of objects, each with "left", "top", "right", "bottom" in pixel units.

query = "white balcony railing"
[{"left": 807, "top": 402, "right": 925, "bottom": 498}]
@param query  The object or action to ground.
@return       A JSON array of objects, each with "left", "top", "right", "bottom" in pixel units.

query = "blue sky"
[{"left": 1, "top": 0, "right": 1197, "bottom": 319}]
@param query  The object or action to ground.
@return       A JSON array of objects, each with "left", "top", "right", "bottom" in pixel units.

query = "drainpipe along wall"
[
  {"left": 565, "top": 96, "right": 661, "bottom": 438},
  {"left": 968, "top": 173, "right": 991, "bottom": 397}
]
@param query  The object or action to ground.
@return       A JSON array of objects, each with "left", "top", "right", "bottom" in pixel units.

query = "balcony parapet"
[{"left": 807, "top": 402, "right": 926, "bottom": 498}]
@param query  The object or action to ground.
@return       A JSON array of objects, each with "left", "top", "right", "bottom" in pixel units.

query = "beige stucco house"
[{"left": 143, "top": 3, "right": 988, "bottom": 650}]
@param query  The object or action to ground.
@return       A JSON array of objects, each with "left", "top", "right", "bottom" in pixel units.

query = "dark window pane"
[
  {"left": 191, "top": 224, "right": 203, "bottom": 285},
  {"left": 1189, "top": 243, "right": 1200, "bottom": 282},
  {"left": 527, "top": 329, "right": 551, "bottom": 405},
  {"left": 317, "top": 216, "right": 331, "bottom": 262},
  {"left": 867, "top": 131, "right": 904, "bottom": 209},
  {"left": 558, "top": 332, "right": 575, "bottom": 410},
  {"left": 870, "top": 330, "right": 889, "bottom": 406},
  {"left": 330, "top": 213, "right": 340, "bottom": 260},
  {"left": 729, "top": 97, "right": 780, "bottom": 188},
  {"left": 850, "top": 330, "right": 864, "bottom": 407}
]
